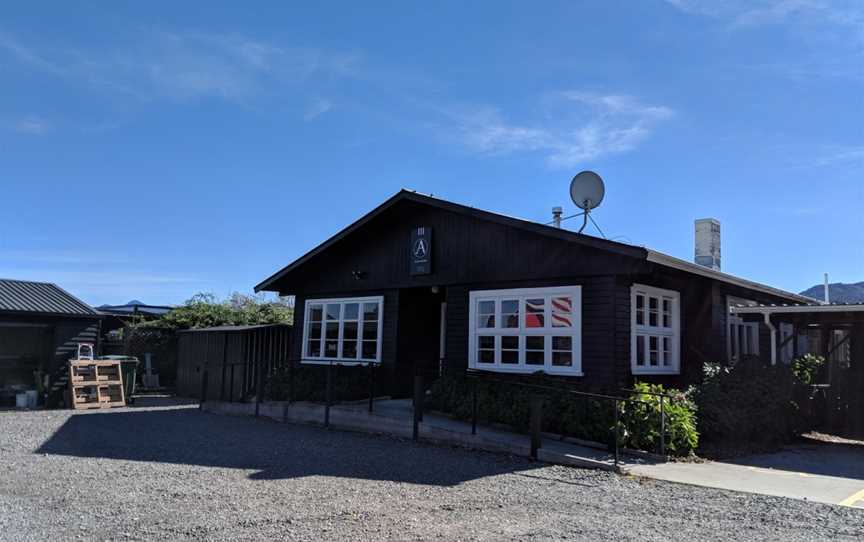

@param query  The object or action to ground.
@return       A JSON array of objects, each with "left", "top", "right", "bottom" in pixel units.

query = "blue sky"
[{"left": 1, "top": 1, "right": 861, "bottom": 306}]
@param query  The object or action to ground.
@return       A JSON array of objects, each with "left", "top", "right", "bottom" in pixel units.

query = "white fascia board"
[{"left": 730, "top": 304, "right": 864, "bottom": 315}]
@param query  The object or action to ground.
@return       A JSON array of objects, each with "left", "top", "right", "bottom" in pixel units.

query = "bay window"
[
  {"left": 468, "top": 286, "right": 582, "bottom": 375},
  {"left": 631, "top": 284, "right": 680, "bottom": 374},
  {"left": 302, "top": 296, "right": 383, "bottom": 364}
]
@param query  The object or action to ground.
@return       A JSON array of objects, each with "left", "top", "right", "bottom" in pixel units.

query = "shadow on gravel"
[
  {"left": 726, "top": 441, "right": 864, "bottom": 481},
  {"left": 36, "top": 407, "right": 537, "bottom": 485}
]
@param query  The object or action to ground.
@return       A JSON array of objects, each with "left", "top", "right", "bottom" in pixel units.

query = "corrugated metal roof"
[{"left": 0, "top": 279, "right": 100, "bottom": 317}]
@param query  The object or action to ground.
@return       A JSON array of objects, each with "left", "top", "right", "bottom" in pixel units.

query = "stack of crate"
[{"left": 69, "top": 360, "right": 126, "bottom": 410}]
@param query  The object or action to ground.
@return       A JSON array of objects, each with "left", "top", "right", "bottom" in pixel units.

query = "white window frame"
[
  {"left": 468, "top": 286, "right": 582, "bottom": 376},
  {"left": 301, "top": 296, "right": 383, "bottom": 365},
  {"left": 728, "top": 314, "right": 760, "bottom": 362},
  {"left": 631, "top": 284, "right": 680, "bottom": 375}
]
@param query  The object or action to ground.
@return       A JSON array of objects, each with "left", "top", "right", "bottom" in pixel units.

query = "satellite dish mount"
[{"left": 569, "top": 171, "right": 606, "bottom": 233}]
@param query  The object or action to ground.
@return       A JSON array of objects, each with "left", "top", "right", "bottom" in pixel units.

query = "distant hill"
[{"left": 799, "top": 282, "right": 864, "bottom": 303}]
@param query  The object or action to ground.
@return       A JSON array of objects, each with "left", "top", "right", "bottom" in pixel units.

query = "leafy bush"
[
  {"left": 791, "top": 354, "right": 825, "bottom": 386},
  {"left": 620, "top": 382, "right": 698, "bottom": 456},
  {"left": 267, "top": 364, "right": 378, "bottom": 403},
  {"left": 694, "top": 362, "right": 796, "bottom": 456},
  {"left": 426, "top": 374, "right": 698, "bottom": 456},
  {"left": 139, "top": 292, "right": 293, "bottom": 330}
]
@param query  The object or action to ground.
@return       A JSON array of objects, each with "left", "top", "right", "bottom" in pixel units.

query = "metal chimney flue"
[
  {"left": 695, "top": 218, "right": 721, "bottom": 271},
  {"left": 552, "top": 206, "right": 563, "bottom": 229}
]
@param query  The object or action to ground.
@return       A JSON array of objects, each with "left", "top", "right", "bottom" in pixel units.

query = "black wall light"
[{"left": 351, "top": 270, "right": 367, "bottom": 280}]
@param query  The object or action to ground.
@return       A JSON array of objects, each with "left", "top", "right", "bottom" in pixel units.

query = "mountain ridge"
[{"left": 799, "top": 281, "right": 864, "bottom": 304}]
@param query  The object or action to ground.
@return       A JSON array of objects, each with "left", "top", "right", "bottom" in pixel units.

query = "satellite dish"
[{"left": 569, "top": 171, "right": 605, "bottom": 211}]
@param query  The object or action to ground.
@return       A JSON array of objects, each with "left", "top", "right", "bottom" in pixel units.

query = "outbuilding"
[
  {"left": 255, "top": 190, "right": 815, "bottom": 396},
  {"left": 0, "top": 279, "right": 102, "bottom": 406}
]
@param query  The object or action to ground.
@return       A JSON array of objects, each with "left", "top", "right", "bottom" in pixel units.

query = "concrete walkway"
[
  {"left": 627, "top": 444, "right": 864, "bottom": 509},
  {"left": 201, "top": 398, "right": 655, "bottom": 472}
]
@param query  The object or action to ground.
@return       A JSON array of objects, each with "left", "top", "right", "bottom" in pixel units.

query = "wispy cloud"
[
  {"left": 665, "top": 0, "right": 863, "bottom": 28},
  {"left": 303, "top": 97, "right": 333, "bottom": 121},
  {"left": 0, "top": 249, "right": 130, "bottom": 265},
  {"left": 812, "top": 145, "right": 864, "bottom": 166},
  {"left": 446, "top": 92, "right": 674, "bottom": 168},
  {"left": 12, "top": 117, "right": 51, "bottom": 135},
  {"left": 0, "top": 30, "right": 360, "bottom": 103}
]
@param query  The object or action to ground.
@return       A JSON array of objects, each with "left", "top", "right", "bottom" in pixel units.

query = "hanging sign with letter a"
[{"left": 409, "top": 226, "right": 432, "bottom": 276}]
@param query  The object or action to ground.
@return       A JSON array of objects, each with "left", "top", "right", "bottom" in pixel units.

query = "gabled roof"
[
  {"left": 0, "top": 279, "right": 100, "bottom": 317},
  {"left": 255, "top": 189, "right": 815, "bottom": 304},
  {"left": 254, "top": 189, "right": 647, "bottom": 292}
]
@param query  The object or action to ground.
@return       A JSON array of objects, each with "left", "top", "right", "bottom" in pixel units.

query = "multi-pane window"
[
  {"left": 631, "top": 284, "right": 680, "bottom": 374},
  {"left": 303, "top": 296, "right": 383, "bottom": 364},
  {"left": 469, "top": 286, "right": 582, "bottom": 375},
  {"left": 728, "top": 315, "right": 760, "bottom": 362}
]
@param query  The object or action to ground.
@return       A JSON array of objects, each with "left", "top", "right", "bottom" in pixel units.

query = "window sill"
[
  {"left": 301, "top": 359, "right": 379, "bottom": 366},
  {"left": 470, "top": 365, "right": 583, "bottom": 377},
  {"left": 631, "top": 368, "right": 680, "bottom": 376}
]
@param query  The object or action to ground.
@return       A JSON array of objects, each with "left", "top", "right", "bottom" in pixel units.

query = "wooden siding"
[
  {"left": 277, "top": 199, "right": 642, "bottom": 296},
  {"left": 176, "top": 325, "right": 292, "bottom": 399},
  {"left": 267, "top": 197, "right": 805, "bottom": 392}
]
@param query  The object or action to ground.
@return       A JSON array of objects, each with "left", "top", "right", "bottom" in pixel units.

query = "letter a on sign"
[{"left": 409, "top": 226, "right": 432, "bottom": 275}]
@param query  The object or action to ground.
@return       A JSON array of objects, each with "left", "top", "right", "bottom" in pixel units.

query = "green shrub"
[
  {"left": 267, "top": 364, "right": 374, "bottom": 403},
  {"left": 791, "top": 354, "right": 825, "bottom": 386},
  {"left": 621, "top": 382, "right": 698, "bottom": 456},
  {"left": 694, "top": 362, "right": 797, "bottom": 456},
  {"left": 426, "top": 374, "right": 698, "bottom": 456}
]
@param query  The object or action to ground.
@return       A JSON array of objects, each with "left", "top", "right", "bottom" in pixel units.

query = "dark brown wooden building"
[
  {"left": 0, "top": 279, "right": 102, "bottom": 406},
  {"left": 255, "top": 190, "right": 815, "bottom": 396}
]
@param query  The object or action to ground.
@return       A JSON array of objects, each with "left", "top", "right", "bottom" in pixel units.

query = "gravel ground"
[{"left": 1, "top": 403, "right": 862, "bottom": 541}]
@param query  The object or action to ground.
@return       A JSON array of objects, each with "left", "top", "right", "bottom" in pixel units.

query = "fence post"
[
  {"left": 613, "top": 400, "right": 620, "bottom": 468},
  {"left": 229, "top": 364, "right": 235, "bottom": 403},
  {"left": 288, "top": 360, "right": 294, "bottom": 405},
  {"left": 199, "top": 368, "right": 208, "bottom": 410},
  {"left": 368, "top": 362, "right": 375, "bottom": 413},
  {"left": 471, "top": 376, "right": 478, "bottom": 436},
  {"left": 220, "top": 333, "right": 228, "bottom": 401},
  {"left": 324, "top": 362, "right": 333, "bottom": 428},
  {"left": 255, "top": 357, "right": 263, "bottom": 418},
  {"left": 413, "top": 375, "right": 424, "bottom": 441},
  {"left": 659, "top": 395, "right": 666, "bottom": 458},
  {"left": 529, "top": 394, "right": 543, "bottom": 460}
]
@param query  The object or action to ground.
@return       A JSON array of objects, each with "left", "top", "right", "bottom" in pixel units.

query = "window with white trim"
[
  {"left": 631, "top": 284, "right": 680, "bottom": 374},
  {"left": 469, "top": 286, "right": 582, "bottom": 375},
  {"left": 728, "top": 315, "right": 760, "bottom": 362},
  {"left": 302, "top": 296, "right": 383, "bottom": 364}
]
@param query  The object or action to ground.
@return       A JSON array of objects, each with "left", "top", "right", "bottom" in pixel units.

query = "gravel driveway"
[{"left": 1, "top": 403, "right": 861, "bottom": 541}]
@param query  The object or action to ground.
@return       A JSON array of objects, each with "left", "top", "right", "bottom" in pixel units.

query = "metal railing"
[{"left": 466, "top": 370, "right": 671, "bottom": 467}]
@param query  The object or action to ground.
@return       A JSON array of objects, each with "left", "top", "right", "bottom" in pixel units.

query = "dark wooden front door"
[{"left": 395, "top": 287, "right": 445, "bottom": 396}]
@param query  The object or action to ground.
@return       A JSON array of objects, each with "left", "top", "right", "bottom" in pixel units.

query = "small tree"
[{"left": 138, "top": 292, "right": 293, "bottom": 330}]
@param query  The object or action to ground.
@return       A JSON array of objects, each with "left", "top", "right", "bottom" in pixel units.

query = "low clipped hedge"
[
  {"left": 267, "top": 364, "right": 379, "bottom": 403},
  {"left": 426, "top": 374, "right": 698, "bottom": 456}
]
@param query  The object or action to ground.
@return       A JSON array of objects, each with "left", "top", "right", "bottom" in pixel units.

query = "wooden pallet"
[{"left": 69, "top": 360, "right": 126, "bottom": 410}]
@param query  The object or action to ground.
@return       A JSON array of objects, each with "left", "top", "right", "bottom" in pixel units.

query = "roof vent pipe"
[
  {"left": 552, "top": 206, "right": 563, "bottom": 229},
  {"left": 695, "top": 218, "right": 721, "bottom": 271},
  {"left": 824, "top": 273, "right": 830, "bottom": 304}
]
